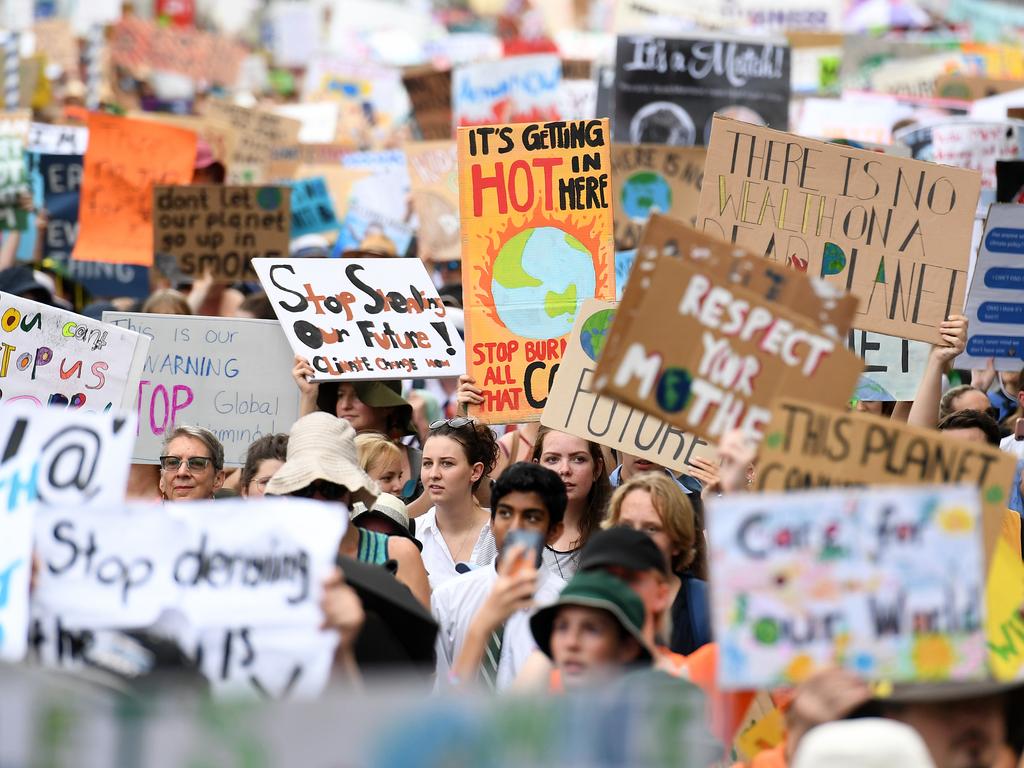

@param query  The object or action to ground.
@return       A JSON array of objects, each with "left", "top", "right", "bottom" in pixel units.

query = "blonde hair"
[
  {"left": 605, "top": 473, "right": 699, "bottom": 575},
  {"left": 355, "top": 432, "right": 402, "bottom": 475},
  {"left": 142, "top": 288, "right": 191, "bottom": 316}
]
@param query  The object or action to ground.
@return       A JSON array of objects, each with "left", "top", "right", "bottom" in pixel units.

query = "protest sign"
[
  {"left": 593, "top": 220, "right": 862, "bottom": 442},
  {"left": 541, "top": 300, "right": 714, "bottom": 472},
  {"left": 127, "top": 112, "right": 237, "bottom": 170},
  {"left": 848, "top": 329, "right": 931, "bottom": 401},
  {"left": 959, "top": 204, "right": 1024, "bottom": 370},
  {"left": 31, "top": 18, "right": 79, "bottom": 77},
  {"left": 274, "top": 102, "right": 342, "bottom": 144},
  {"left": 936, "top": 75, "right": 1024, "bottom": 101},
  {"left": 254, "top": 258, "right": 465, "bottom": 382},
  {"left": 289, "top": 177, "right": 339, "bottom": 238},
  {"left": 0, "top": 456, "right": 34, "bottom": 661},
  {"left": 153, "top": 185, "right": 291, "bottom": 282},
  {"left": 610, "top": 144, "right": 706, "bottom": 252},
  {"left": 698, "top": 116, "right": 982, "bottom": 343},
  {"left": 336, "top": 150, "right": 414, "bottom": 256},
  {"left": 0, "top": 111, "right": 30, "bottom": 231},
  {"left": 103, "top": 312, "right": 300, "bottom": 467},
  {"left": 613, "top": 36, "right": 790, "bottom": 146},
  {"left": 452, "top": 55, "right": 561, "bottom": 128},
  {"left": 406, "top": 141, "right": 460, "bottom": 263},
  {"left": 708, "top": 485, "right": 986, "bottom": 689},
  {"left": 34, "top": 497, "right": 344, "bottom": 632},
  {"left": 202, "top": 101, "right": 301, "bottom": 184},
  {"left": 72, "top": 113, "right": 197, "bottom": 267},
  {"left": 458, "top": 119, "right": 615, "bottom": 423},
  {"left": 26, "top": 122, "right": 87, "bottom": 155},
  {"left": 986, "top": 536, "right": 1024, "bottom": 681},
  {"left": 0, "top": 294, "right": 148, "bottom": 412},
  {"left": 109, "top": 16, "right": 246, "bottom": 87},
  {"left": 931, "top": 121, "right": 1022, "bottom": 194},
  {"left": 758, "top": 398, "right": 1018, "bottom": 561}
]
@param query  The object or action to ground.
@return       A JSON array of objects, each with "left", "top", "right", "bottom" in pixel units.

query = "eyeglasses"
[
  {"left": 159, "top": 455, "right": 214, "bottom": 473},
  {"left": 292, "top": 480, "right": 350, "bottom": 501},
  {"left": 429, "top": 416, "right": 472, "bottom": 430}
]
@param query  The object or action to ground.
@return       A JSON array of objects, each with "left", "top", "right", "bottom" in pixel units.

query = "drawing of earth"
[
  {"left": 580, "top": 308, "right": 616, "bottom": 362},
  {"left": 621, "top": 171, "right": 672, "bottom": 220},
  {"left": 629, "top": 101, "right": 696, "bottom": 146},
  {"left": 492, "top": 226, "right": 596, "bottom": 340}
]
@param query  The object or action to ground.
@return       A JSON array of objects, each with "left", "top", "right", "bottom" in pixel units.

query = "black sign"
[{"left": 612, "top": 35, "right": 791, "bottom": 146}]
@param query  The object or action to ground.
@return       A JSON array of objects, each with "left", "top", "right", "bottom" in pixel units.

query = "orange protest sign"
[
  {"left": 458, "top": 119, "right": 615, "bottom": 424},
  {"left": 73, "top": 114, "right": 197, "bottom": 267}
]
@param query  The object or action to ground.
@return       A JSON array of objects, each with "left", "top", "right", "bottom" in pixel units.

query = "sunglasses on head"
[
  {"left": 292, "top": 480, "right": 350, "bottom": 501},
  {"left": 159, "top": 455, "right": 214, "bottom": 473},
  {"left": 429, "top": 416, "right": 472, "bottom": 431}
]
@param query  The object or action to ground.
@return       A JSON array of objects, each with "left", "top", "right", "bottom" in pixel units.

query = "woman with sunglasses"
[
  {"left": 416, "top": 416, "right": 500, "bottom": 588},
  {"left": 158, "top": 426, "right": 226, "bottom": 501}
]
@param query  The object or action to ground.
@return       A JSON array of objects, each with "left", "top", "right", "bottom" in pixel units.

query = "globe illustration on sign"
[
  {"left": 580, "top": 309, "right": 615, "bottom": 362},
  {"left": 492, "top": 226, "right": 596, "bottom": 340},
  {"left": 621, "top": 172, "right": 672, "bottom": 220}
]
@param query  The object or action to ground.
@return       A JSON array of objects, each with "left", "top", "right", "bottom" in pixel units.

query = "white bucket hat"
[
  {"left": 265, "top": 412, "right": 379, "bottom": 506},
  {"left": 792, "top": 719, "right": 936, "bottom": 768}
]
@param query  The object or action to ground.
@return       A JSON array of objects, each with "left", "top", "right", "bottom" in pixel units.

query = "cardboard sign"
[
  {"left": 289, "top": 177, "right": 339, "bottom": 238},
  {"left": 109, "top": 16, "right": 246, "bottom": 87},
  {"left": 453, "top": 55, "right": 561, "bottom": 128},
  {"left": 848, "top": 329, "right": 931, "bottom": 402},
  {"left": 153, "top": 185, "right": 291, "bottom": 282},
  {"left": 102, "top": 313, "right": 300, "bottom": 467},
  {"left": 613, "top": 36, "right": 791, "bottom": 146},
  {"left": 73, "top": 113, "right": 197, "bottom": 267},
  {"left": 0, "top": 111, "right": 30, "bottom": 231},
  {"left": 0, "top": 294, "right": 148, "bottom": 412},
  {"left": 935, "top": 75, "right": 1024, "bottom": 101},
  {"left": 708, "top": 485, "right": 986, "bottom": 689},
  {"left": 406, "top": 141, "right": 460, "bottom": 262},
  {"left": 202, "top": 101, "right": 302, "bottom": 184},
  {"left": 541, "top": 300, "right": 714, "bottom": 472},
  {"left": 698, "top": 116, "right": 983, "bottom": 343},
  {"left": 593, "top": 221, "right": 862, "bottom": 441},
  {"left": 26, "top": 122, "right": 87, "bottom": 155},
  {"left": 610, "top": 143, "right": 706, "bottom": 252},
  {"left": 35, "top": 152, "right": 81, "bottom": 264},
  {"left": 253, "top": 258, "right": 465, "bottom": 382},
  {"left": 34, "top": 498, "right": 344, "bottom": 630},
  {"left": 127, "top": 112, "right": 236, "bottom": 170},
  {"left": 959, "top": 204, "right": 1024, "bottom": 370},
  {"left": 458, "top": 119, "right": 615, "bottom": 423},
  {"left": 932, "top": 121, "right": 1021, "bottom": 194},
  {"left": 758, "top": 398, "right": 1018, "bottom": 562},
  {"left": 32, "top": 18, "right": 80, "bottom": 77}
]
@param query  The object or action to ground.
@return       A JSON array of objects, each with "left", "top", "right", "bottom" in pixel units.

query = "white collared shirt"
[
  {"left": 415, "top": 507, "right": 497, "bottom": 589},
  {"left": 431, "top": 560, "right": 565, "bottom": 691}
]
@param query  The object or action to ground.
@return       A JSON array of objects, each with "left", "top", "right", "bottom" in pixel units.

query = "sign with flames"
[{"left": 458, "top": 120, "right": 616, "bottom": 424}]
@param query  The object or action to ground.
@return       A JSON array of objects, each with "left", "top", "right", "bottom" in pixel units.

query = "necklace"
[{"left": 444, "top": 517, "right": 479, "bottom": 565}]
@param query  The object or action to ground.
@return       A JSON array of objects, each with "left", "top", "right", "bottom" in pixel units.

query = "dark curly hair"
[
  {"left": 425, "top": 418, "right": 499, "bottom": 491},
  {"left": 241, "top": 433, "right": 289, "bottom": 491}
]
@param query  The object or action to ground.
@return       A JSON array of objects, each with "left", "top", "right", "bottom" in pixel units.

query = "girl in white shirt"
[{"left": 416, "top": 417, "right": 500, "bottom": 587}]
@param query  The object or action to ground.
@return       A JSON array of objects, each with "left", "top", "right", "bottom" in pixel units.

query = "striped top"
[{"left": 357, "top": 528, "right": 390, "bottom": 566}]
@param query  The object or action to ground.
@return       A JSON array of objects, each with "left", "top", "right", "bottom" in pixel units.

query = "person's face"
[
  {"left": 887, "top": 696, "right": 1005, "bottom": 768},
  {"left": 617, "top": 489, "right": 677, "bottom": 569},
  {"left": 549, "top": 605, "right": 640, "bottom": 689},
  {"left": 620, "top": 453, "right": 664, "bottom": 481},
  {"left": 602, "top": 564, "right": 670, "bottom": 622},
  {"left": 433, "top": 260, "right": 462, "bottom": 287},
  {"left": 369, "top": 455, "right": 404, "bottom": 496},
  {"left": 854, "top": 400, "right": 884, "bottom": 414},
  {"left": 335, "top": 384, "right": 386, "bottom": 433},
  {"left": 941, "top": 428, "right": 990, "bottom": 445},
  {"left": 536, "top": 433, "right": 599, "bottom": 503},
  {"left": 243, "top": 457, "right": 283, "bottom": 498},
  {"left": 159, "top": 436, "right": 224, "bottom": 501},
  {"left": 952, "top": 389, "right": 991, "bottom": 415},
  {"left": 492, "top": 490, "right": 560, "bottom": 552},
  {"left": 421, "top": 436, "right": 481, "bottom": 506}
]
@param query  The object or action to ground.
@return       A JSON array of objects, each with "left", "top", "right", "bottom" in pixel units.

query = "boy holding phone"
[{"left": 432, "top": 462, "right": 567, "bottom": 691}]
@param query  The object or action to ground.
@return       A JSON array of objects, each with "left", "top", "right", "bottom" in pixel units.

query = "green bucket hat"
[
  {"left": 316, "top": 380, "right": 416, "bottom": 437},
  {"left": 530, "top": 570, "right": 653, "bottom": 664}
]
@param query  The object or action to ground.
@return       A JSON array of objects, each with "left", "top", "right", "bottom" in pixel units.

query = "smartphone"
[{"left": 503, "top": 529, "right": 544, "bottom": 575}]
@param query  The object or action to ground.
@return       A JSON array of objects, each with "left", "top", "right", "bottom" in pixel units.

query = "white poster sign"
[
  {"left": 26, "top": 123, "right": 88, "bottom": 155},
  {"left": 102, "top": 313, "right": 300, "bottom": 466},
  {"left": 0, "top": 294, "right": 148, "bottom": 412},
  {"left": 254, "top": 257, "right": 466, "bottom": 381}
]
